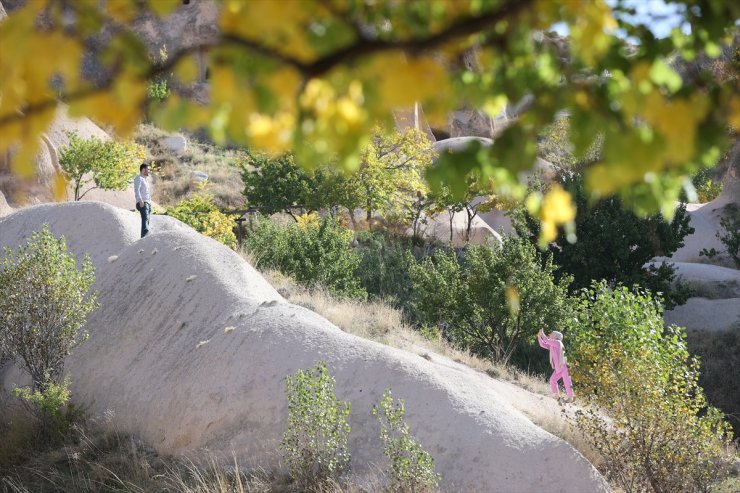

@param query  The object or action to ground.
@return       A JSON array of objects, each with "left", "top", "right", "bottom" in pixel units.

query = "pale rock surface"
[
  {"left": 648, "top": 261, "right": 740, "bottom": 299},
  {"left": 663, "top": 165, "right": 739, "bottom": 269},
  {"left": 664, "top": 298, "right": 740, "bottom": 332},
  {"left": 162, "top": 135, "right": 188, "bottom": 156},
  {"left": 191, "top": 170, "right": 209, "bottom": 183},
  {"left": 417, "top": 207, "right": 503, "bottom": 247},
  {"left": 0, "top": 191, "right": 12, "bottom": 217},
  {"left": 0, "top": 202, "right": 608, "bottom": 493}
]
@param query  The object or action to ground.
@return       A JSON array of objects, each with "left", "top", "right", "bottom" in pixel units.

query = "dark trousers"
[{"left": 136, "top": 202, "right": 151, "bottom": 238}]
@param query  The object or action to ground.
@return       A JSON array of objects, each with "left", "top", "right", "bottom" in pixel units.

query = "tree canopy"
[{"left": 1, "top": 0, "right": 738, "bottom": 239}]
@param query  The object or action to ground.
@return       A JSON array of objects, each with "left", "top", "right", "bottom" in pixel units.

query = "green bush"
[
  {"left": 0, "top": 226, "right": 97, "bottom": 428},
  {"left": 567, "top": 282, "right": 734, "bottom": 493},
  {"left": 355, "top": 231, "right": 419, "bottom": 309},
  {"left": 167, "top": 191, "right": 237, "bottom": 249},
  {"left": 409, "top": 237, "right": 573, "bottom": 365},
  {"left": 245, "top": 216, "right": 366, "bottom": 300},
  {"left": 692, "top": 168, "right": 724, "bottom": 203},
  {"left": 281, "top": 361, "right": 351, "bottom": 488},
  {"left": 373, "top": 389, "right": 440, "bottom": 492}
]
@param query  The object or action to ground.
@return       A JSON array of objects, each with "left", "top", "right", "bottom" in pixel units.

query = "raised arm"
[{"left": 538, "top": 333, "right": 552, "bottom": 349}]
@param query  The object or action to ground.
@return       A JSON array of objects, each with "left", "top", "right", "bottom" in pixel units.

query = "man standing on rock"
[{"left": 134, "top": 163, "right": 152, "bottom": 238}]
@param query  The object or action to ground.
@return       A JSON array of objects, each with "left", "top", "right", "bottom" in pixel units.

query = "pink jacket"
[{"left": 538, "top": 334, "right": 565, "bottom": 370}]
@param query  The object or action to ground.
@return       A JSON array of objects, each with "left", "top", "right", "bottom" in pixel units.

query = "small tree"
[
  {"left": 59, "top": 131, "right": 146, "bottom": 201},
  {"left": 0, "top": 226, "right": 97, "bottom": 419},
  {"left": 245, "top": 216, "right": 366, "bottom": 300},
  {"left": 567, "top": 282, "right": 734, "bottom": 493},
  {"left": 373, "top": 389, "right": 440, "bottom": 492},
  {"left": 166, "top": 190, "right": 237, "bottom": 249},
  {"left": 409, "top": 237, "right": 573, "bottom": 364},
  {"left": 240, "top": 151, "right": 318, "bottom": 220},
  {"left": 351, "top": 128, "right": 435, "bottom": 225},
  {"left": 281, "top": 361, "right": 351, "bottom": 488}
]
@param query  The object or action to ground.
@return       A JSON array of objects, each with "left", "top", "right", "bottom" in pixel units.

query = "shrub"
[
  {"left": 511, "top": 173, "right": 694, "bottom": 309},
  {"left": 59, "top": 131, "right": 147, "bottom": 201},
  {"left": 0, "top": 226, "right": 97, "bottom": 425},
  {"left": 245, "top": 216, "right": 366, "bottom": 300},
  {"left": 409, "top": 236, "right": 573, "bottom": 365},
  {"left": 700, "top": 203, "right": 740, "bottom": 268},
  {"left": 281, "top": 361, "right": 351, "bottom": 488},
  {"left": 692, "top": 167, "right": 724, "bottom": 203},
  {"left": 355, "top": 231, "right": 419, "bottom": 309},
  {"left": 567, "top": 282, "right": 734, "bottom": 493},
  {"left": 373, "top": 389, "right": 440, "bottom": 492},
  {"left": 167, "top": 191, "right": 237, "bottom": 249}
]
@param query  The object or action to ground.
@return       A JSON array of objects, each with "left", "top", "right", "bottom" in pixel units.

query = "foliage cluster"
[
  {"left": 409, "top": 237, "right": 573, "bottom": 365},
  {"left": 512, "top": 174, "right": 694, "bottom": 309},
  {"left": 0, "top": 226, "right": 97, "bottom": 434},
  {"left": 244, "top": 216, "right": 365, "bottom": 300},
  {"left": 166, "top": 191, "right": 238, "bottom": 249},
  {"left": 373, "top": 389, "right": 441, "bottom": 493},
  {"left": 240, "top": 128, "right": 436, "bottom": 231},
  {"left": 281, "top": 361, "right": 352, "bottom": 488},
  {"left": 691, "top": 167, "right": 724, "bottom": 203},
  {"left": 59, "top": 131, "right": 147, "bottom": 201},
  {"left": 354, "top": 231, "right": 421, "bottom": 310},
  {"left": 282, "top": 362, "right": 440, "bottom": 492},
  {"left": 700, "top": 203, "right": 740, "bottom": 268},
  {"left": 567, "top": 282, "right": 734, "bottom": 493},
  {"left": 2, "top": 0, "right": 738, "bottom": 251}
]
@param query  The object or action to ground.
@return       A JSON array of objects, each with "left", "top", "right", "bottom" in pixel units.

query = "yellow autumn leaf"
[
  {"left": 541, "top": 184, "right": 576, "bottom": 224},
  {"left": 106, "top": 0, "right": 138, "bottom": 23},
  {"left": 370, "top": 52, "right": 451, "bottom": 109},
  {"left": 147, "top": 0, "right": 181, "bottom": 17},
  {"left": 220, "top": 0, "right": 319, "bottom": 62},
  {"left": 247, "top": 111, "right": 295, "bottom": 154},
  {"left": 69, "top": 75, "right": 147, "bottom": 136},
  {"left": 174, "top": 55, "right": 200, "bottom": 84},
  {"left": 562, "top": 0, "right": 616, "bottom": 66},
  {"left": 728, "top": 95, "right": 740, "bottom": 130}
]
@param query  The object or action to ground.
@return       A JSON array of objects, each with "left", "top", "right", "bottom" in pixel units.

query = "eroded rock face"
[{"left": 0, "top": 202, "right": 608, "bottom": 493}]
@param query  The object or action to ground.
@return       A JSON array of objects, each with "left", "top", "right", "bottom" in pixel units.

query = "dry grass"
[
  {"left": 256, "top": 263, "right": 551, "bottom": 396},
  {"left": 0, "top": 419, "right": 376, "bottom": 493},
  {"left": 135, "top": 124, "right": 245, "bottom": 209}
]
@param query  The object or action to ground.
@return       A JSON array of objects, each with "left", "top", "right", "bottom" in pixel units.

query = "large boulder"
[{"left": 0, "top": 202, "right": 608, "bottom": 493}]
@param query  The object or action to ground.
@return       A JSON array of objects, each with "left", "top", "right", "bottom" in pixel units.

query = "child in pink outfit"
[{"left": 538, "top": 329, "right": 574, "bottom": 400}]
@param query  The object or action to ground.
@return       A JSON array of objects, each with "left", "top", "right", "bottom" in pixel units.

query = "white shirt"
[{"left": 134, "top": 173, "right": 151, "bottom": 204}]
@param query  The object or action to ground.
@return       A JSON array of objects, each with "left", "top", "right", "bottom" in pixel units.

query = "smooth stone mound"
[
  {"left": 0, "top": 202, "right": 608, "bottom": 493},
  {"left": 665, "top": 297, "right": 740, "bottom": 332},
  {"left": 648, "top": 261, "right": 740, "bottom": 299}
]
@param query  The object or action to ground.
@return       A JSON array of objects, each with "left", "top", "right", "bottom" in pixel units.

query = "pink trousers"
[{"left": 550, "top": 366, "right": 574, "bottom": 398}]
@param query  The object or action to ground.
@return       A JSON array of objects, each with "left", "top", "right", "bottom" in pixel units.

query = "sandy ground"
[{"left": 0, "top": 202, "right": 607, "bottom": 493}]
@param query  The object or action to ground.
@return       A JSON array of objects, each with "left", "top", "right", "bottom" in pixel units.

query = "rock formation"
[{"left": 0, "top": 202, "right": 608, "bottom": 493}]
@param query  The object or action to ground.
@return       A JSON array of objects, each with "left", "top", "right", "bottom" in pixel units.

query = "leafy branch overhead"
[{"left": 1, "top": 0, "right": 738, "bottom": 233}]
